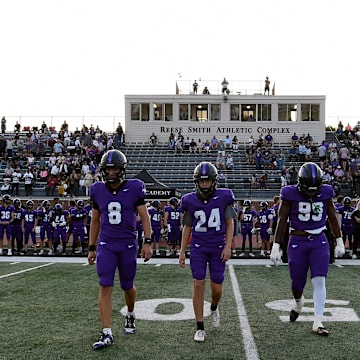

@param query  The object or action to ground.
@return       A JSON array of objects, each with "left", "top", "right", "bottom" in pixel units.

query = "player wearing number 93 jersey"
[{"left": 271, "top": 162, "right": 344, "bottom": 337}]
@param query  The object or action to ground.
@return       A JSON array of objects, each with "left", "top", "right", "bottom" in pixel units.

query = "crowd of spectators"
[{"left": 0, "top": 119, "right": 124, "bottom": 197}]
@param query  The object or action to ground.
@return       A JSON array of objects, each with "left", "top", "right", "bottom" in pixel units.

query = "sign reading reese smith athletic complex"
[{"left": 125, "top": 93, "right": 325, "bottom": 144}]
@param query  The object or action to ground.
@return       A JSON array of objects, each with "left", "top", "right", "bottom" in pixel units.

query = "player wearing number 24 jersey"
[{"left": 179, "top": 161, "right": 236, "bottom": 343}]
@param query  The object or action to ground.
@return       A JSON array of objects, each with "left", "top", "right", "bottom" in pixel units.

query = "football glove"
[
  {"left": 251, "top": 228, "right": 257, "bottom": 234},
  {"left": 270, "top": 243, "right": 283, "bottom": 266},
  {"left": 267, "top": 228, "right": 273, "bottom": 235},
  {"left": 334, "top": 237, "right": 345, "bottom": 258},
  {"left": 52, "top": 221, "right": 56, "bottom": 228}
]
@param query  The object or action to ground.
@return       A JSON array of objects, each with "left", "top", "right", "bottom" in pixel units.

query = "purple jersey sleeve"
[
  {"left": 281, "top": 184, "right": 333, "bottom": 232},
  {"left": 181, "top": 188, "right": 235, "bottom": 246},
  {"left": 90, "top": 179, "right": 146, "bottom": 242}
]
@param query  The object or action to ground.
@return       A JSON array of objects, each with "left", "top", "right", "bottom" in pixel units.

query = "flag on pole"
[
  {"left": 176, "top": 81, "right": 179, "bottom": 94},
  {"left": 272, "top": 82, "right": 275, "bottom": 95}
]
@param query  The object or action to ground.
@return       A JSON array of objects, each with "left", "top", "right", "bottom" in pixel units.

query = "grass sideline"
[{"left": 0, "top": 261, "right": 360, "bottom": 360}]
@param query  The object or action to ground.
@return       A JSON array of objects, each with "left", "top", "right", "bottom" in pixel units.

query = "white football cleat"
[
  {"left": 210, "top": 308, "right": 220, "bottom": 328},
  {"left": 194, "top": 330, "right": 205, "bottom": 342}
]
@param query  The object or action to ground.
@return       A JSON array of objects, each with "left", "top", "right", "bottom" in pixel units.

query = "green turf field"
[{"left": 0, "top": 260, "right": 359, "bottom": 360}]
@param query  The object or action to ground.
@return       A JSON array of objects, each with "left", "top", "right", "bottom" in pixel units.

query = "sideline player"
[
  {"left": 88, "top": 149, "right": 152, "bottom": 350},
  {"left": 163, "top": 197, "right": 182, "bottom": 256},
  {"left": 179, "top": 161, "right": 235, "bottom": 342},
  {"left": 239, "top": 200, "right": 256, "bottom": 257},
  {"left": 270, "top": 162, "right": 345, "bottom": 336},
  {"left": 336, "top": 196, "right": 354, "bottom": 256}
]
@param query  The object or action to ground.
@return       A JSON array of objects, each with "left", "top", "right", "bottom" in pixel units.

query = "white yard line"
[
  {"left": 0, "top": 262, "right": 54, "bottom": 279},
  {"left": 229, "top": 264, "right": 259, "bottom": 360}
]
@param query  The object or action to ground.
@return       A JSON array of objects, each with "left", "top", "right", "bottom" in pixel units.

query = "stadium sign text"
[{"left": 160, "top": 126, "right": 290, "bottom": 135}]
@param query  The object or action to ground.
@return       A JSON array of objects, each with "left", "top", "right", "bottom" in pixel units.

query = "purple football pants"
[{"left": 288, "top": 233, "right": 330, "bottom": 292}]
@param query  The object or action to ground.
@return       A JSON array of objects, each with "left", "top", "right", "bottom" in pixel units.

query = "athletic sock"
[{"left": 196, "top": 321, "right": 204, "bottom": 331}]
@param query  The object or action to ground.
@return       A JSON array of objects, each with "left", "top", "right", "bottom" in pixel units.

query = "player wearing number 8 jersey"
[
  {"left": 270, "top": 162, "right": 344, "bottom": 336},
  {"left": 179, "top": 161, "right": 236, "bottom": 342},
  {"left": 88, "top": 149, "right": 152, "bottom": 350}
]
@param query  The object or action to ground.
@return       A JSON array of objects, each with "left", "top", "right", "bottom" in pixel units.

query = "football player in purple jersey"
[
  {"left": 163, "top": 197, "right": 182, "bottom": 256},
  {"left": 21, "top": 200, "right": 38, "bottom": 255},
  {"left": 257, "top": 201, "right": 273, "bottom": 256},
  {"left": 179, "top": 162, "right": 236, "bottom": 342},
  {"left": 270, "top": 162, "right": 344, "bottom": 336},
  {"left": 148, "top": 200, "right": 163, "bottom": 256},
  {"left": 69, "top": 199, "right": 88, "bottom": 255},
  {"left": 0, "top": 194, "right": 14, "bottom": 255},
  {"left": 336, "top": 196, "right": 354, "bottom": 256},
  {"left": 88, "top": 150, "right": 151, "bottom": 350},
  {"left": 10, "top": 198, "right": 24, "bottom": 254},
  {"left": 37, "top": 200, "right": 54, "bottom": 255},
  {"left": 238, "top": 199, "right": 257, "bottom": 257},
  {"left": 51, "top": 203, "right": 70, "bottom": 255}
]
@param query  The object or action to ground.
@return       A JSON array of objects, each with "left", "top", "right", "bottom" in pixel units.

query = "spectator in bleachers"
[
  {"left": 246, "top": 146, "right": 255, "bottom": 165},
  {"left": 60, "top": 121, "right": 69, "bottom": 132},
  {"left": 278, "top": 149, "right": 285, "bottom": 169},
  {"left": 23, "top": 168, "right": 34, "bottom": 196},
  {"left": 329, "top": 148, "right": 338, "bottom": 165},
  {"left": 218, "top": 172, "right": 226, "bottom": 187},
  {"left": 305, "top": 133, "right": 313, "bottom": 146},
  {"left": 40, "top": 121, "right": 48, "bottom": 134},
  {"left": 24, "top": 133, "right": 32, "bottom": 156},
  {"left": 258, "top": 173, "right": 268, "bottom": 189},
  {"left": 174, "top": 138, "right": 183, "bottom": 155},
  {"left": 0, "top": 135, "right": 6, "bottom": 157},
  {"left": 6, "top": 137, "right": 14, "bottom": 158},
  {"left": 223, "top": 135, "right": 232, "bottom": 150},
  {"left": 1, "top": 116, "right": 6, "bottom": 134},
  {"left": 255, "top": 148, "right": 262, "bottom": 169},
  {"left": 14, "top": 121, "right": 21, "bottom": 132},
  {"left": 196, "top": 139, "right": 204, "bottom": 153},
  {"left": 280, "top": 171, "right": 288, "bottom": 187},
  {"left": 334, "top": 165, "right": 345, "bottom": 183},
  {"left": 168, "top": 132, "right": 175, "bottom": 150},
  {"left": 256, "top": 134, "right": 264, "bottom": 148},
  {"left": 210, "top": 135, "right": 218, "bottom": 150},
  {"left": 150, "top": 132, "right": 157, "bottom": 147},
  {"left": 53, "top": 139, "right": 64, "bottom": 155},
  {"left": 11, "top": 167, "right": 21, "bottom": 196},
  {"left": 232, "top": 135, "right": 239, "bottom": 152},
  {"left": 248, "top": 135, "right": 255, "bottom": 147},
  {"left": 264, "top": 132, "right": 273, "bottom": 147},
  {"left": 215, "top": 153, "right": 226, "bottom": 170},
  {"left": 288, "top": 145, "right": 298, "bottom": 162},
  {"left": 183, "top": 137, "right": 191, "bottom": 152},
  {"left": 203, "top": 139, "right": 210, "bottom": 153},
  {"left": 305, "top": 144, "right": 312, "bottom": 161},
  {"left": 291, "top": 132, "right": 299, "bottom": 147},
  {"left": 217, "top": 139, "right": 225, "bottom": 156},
  {"left": 84, "top": 171, "right": 94, "bottom": 196},
  {"left": 298, "top": 141, "right": 307, "bottom": 162},
  {"left": 339, "top": 145, "right": 349, "bottom": 168},
  {"left": 4, "top": 163, "right": 14, "bottom": 179},
  {"left": 251, "top": 173, "right": 257, "bottom": 189},
  {"left": 1, "top": 178, "right": 11, "bottom": 195},
  {"left": 16, "top": 137, "right": 24, "bottom": 154},
  {"left": 189, "top": 139, "right": 197, "bottom": 154},
  {"left": 225, "top": 153, "right": 234, "bottom": 170},
  {"left": 271, "top": 150, "right": 278, "bottom": 170},
  {"left": 262, "top": 148, "right": 271, "bottom": 169},
  {"left": 68, "top": 169, "right": 80, "bottom": 197}
]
